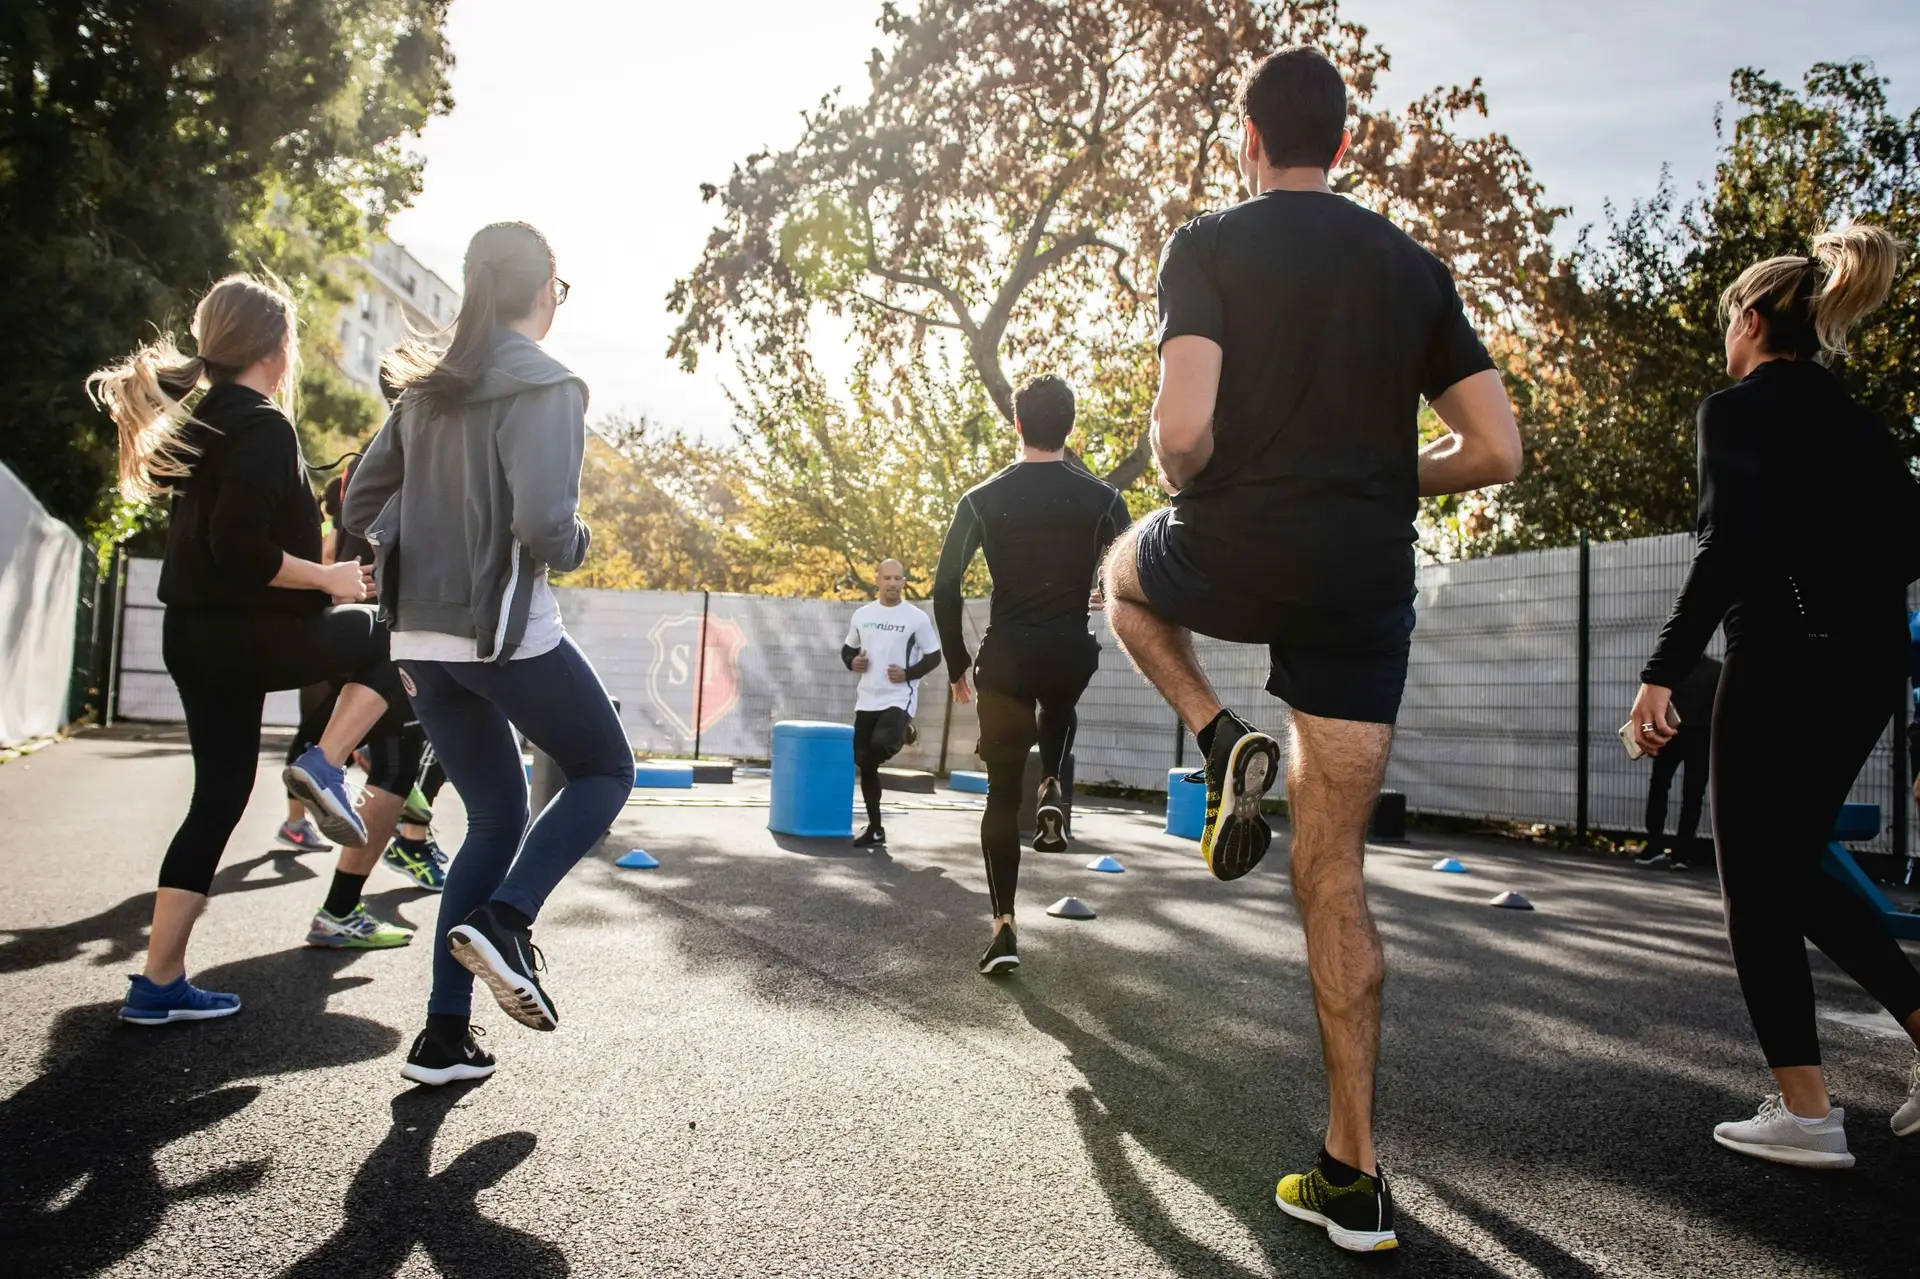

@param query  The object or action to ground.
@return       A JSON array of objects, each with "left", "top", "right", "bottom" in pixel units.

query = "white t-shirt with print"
[{"left": 845, "top": 600, "right": 940, "bottom": 715}]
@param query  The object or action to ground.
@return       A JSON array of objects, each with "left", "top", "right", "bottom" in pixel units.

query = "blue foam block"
[
  {"left": 948, "top": 770, "right": 990, "bottom": 794},
  {"left": 1832, "top": 802, "right": 1882, "bottom": 843},
  {"left": 768, "top": 720, "right": 856, "bottom": 838},
  {"left": 1086, "top": 855, "right": 1125, "bottom": 873},
  {"left": 633, "top": 762, "right": 695, "bottom": 789},
  {"left": 1432, "top": 857, "right": 1467, "bottom": 873},
  {"left": 1166, "top": 768, "right": 1205, "bottom": 840},
  {"left": 616, "top": 849, "right": 659, "bottom": 869}
]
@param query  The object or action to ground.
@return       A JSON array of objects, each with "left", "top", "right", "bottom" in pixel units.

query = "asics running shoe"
[
  {"left": 120, "top": 974, "right": 241, "bottom": 1025},
  {"left": 284, "top": 745, "right": 367, "bottom": 847},
  {"left": 383, "top": 835, "right": 448, "bottom": 892},
  {"left": 400, "top": 785, "right": 434, "bottom": 828},
  {"left": 1275, "top": 1157, "right": 1398, "bottom": 1253},
  {"left": 1893, "top": 1054, "right": 1920, "bottom": 1138},
  {"left": 1033, "top": 778, "right": 1069, "bottom": 853},
  {"left": 276, "top": 817, "right": 334, "bottom": 853},
  {"left": 1194, "top": 711, "right": 1279, "bottom": 881},
  {"left": 447, "top": 904, "right": 557, "bottom": 1031},
  {"left": 1712, "top": 1094, "right": 1853, "bottom": 1168},
  {"left": 306, "top": 904, "right": 413, "bottom": 949},
  {"left": 978, "top": 925, "right": 1020, "bottom": 976},
  {"left": 401, "top": 1024, "right": 497, "bottom": 1087}
]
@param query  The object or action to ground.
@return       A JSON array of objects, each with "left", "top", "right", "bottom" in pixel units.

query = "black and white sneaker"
[
  {"left": 853, "top": 824, "right": 887, "bottom": 848},
  {"left": 446, "top": 904, "right": 558, "bottom": 1032},
  {"left": 400, "top": 1024, "right": 497, "bottom": 1086},
  {"left": 1033, "top": 778, "right": 1068, "bottom": 853},
  {"left": 1633, "top": 850, "right": 1671, "bottom": 868},
  {"left": 978, "top": 924, "right": 1020, "bottom": 975}
]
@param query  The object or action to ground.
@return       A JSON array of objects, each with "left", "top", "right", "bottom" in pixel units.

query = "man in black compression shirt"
[
  {"left": 1101, "top": 49, "right": 1522, "bottom": 1253},
  {"left": 933, "top": 375, "right": 1131, "bottom": 975}
]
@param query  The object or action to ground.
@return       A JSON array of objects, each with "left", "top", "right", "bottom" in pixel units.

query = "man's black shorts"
[
  {"left": 853, "top": 707, "right": 912, "bottom": 768},
  {"left": 973, "top": 624, "right": 1098, "bottom": 766},
  {"left": 1132, "top": 507, "right": 1414, "bottom": 725}
]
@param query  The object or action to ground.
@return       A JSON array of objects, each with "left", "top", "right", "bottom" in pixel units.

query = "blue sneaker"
[
  {"left": 383, "top": 835, "right": 448, "bottom": 891},
  {"left": 283, "top": 745, "right": 367, "bottom": 847},
  {"left": 120, "top": 974, "right": 241, "bottom": 1025}
]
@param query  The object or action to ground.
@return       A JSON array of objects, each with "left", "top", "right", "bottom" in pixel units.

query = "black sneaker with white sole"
[
  {"left": 979, "top": 924, "right": 1020, "bottom": 975},
  {"left": 400, "top": 1024, "right": 497, "bottom": 1086},
  {"left": 853, "top": 824, "right": 887, "bottom": 848},
  {"left": 1033, "top": 778, "right": 1068, "bottom": 853},
  {"left": 446, "top": 904, "right": 558, "bottom": 1032}
]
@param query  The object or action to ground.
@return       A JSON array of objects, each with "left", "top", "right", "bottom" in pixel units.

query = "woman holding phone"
[
  {"left": 1629, "top": 225, "right": 1920, "bottom": 1166},
  {"left": 344, "top": 221, "right": 633, "bottom": 1086}
]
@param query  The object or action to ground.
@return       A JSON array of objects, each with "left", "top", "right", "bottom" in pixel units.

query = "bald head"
[{"left": 876, "top": 559, "right": 905, "bottom": 605}]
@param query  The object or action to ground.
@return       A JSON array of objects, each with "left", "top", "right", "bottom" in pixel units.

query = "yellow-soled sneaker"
[
  {"left": 1195, "top": 711, "right": 1279, "bottom": 881},
  {"left": 1275, "top": 1160, "right": 1397, "bottom": 1253}
]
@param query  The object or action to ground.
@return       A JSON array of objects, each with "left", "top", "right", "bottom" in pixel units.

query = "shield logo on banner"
[{"left": 647, "top": 613, "right": 747, "bottom": 741}]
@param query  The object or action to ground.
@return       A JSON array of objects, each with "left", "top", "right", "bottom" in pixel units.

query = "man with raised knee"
[{"left": 1103, "top": 46, "right": 1521, "bottom": 1253}]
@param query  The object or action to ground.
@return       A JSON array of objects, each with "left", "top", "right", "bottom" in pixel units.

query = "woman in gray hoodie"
[{"left": 344, "top": 222, "right": 633, "bottom": 1086}]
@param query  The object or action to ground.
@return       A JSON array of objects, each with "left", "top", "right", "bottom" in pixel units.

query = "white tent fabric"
[{"left": 0, "top": 460, "right": 82, "bottom": 748}]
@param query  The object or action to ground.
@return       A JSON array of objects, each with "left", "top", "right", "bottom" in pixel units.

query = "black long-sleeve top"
[
  {"left": 1642, "top": 359, "right": 1916, "bottom": 687},
  {"left": 932, "top": 459, "right": 1132, "bottom": 679},
  {"left": 157, "top": 383, "right": 325, "bottom": 616}
]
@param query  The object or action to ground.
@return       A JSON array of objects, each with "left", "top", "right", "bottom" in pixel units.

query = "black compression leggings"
[
  {"left": 1712, "top": 643, "right": 1920, "bottom": 1067},
  {"left": 976, "top": 689, "right": 1079, "bottom": 919},
  {"left": 159, "top": 606, "right": 397, "bottom": 894}
]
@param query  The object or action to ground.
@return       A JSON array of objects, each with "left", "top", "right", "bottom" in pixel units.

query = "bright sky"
[{"left": 385, "top": 0, "right": 1920, "bottom": 442}]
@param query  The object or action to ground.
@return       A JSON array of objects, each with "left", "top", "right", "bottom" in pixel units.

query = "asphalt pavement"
[{"left": 2, "top": 726, "right": 1916, "bottom": 1278}]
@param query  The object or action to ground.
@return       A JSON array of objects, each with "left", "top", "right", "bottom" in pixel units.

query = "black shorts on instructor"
[{"left": 1143, "top": 187, "right": 1495, "bottom": 726}]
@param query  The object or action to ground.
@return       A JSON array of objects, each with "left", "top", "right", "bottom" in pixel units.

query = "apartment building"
[{"left": 333, "top": 239, "right": 460, "bottom": 400}]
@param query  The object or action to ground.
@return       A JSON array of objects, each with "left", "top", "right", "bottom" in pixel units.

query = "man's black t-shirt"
[
  {"left": 931, "top": 460, "right": 1132, "bottom": 679},
  {"left": 1155, "top": 189, "right": 1494, "bottom": 612}
]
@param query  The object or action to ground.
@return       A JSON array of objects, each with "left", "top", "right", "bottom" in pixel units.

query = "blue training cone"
[
  {"left": 616, "top": 849, "right": 660, "bottom": 870},
  {"left": 1432, "top": 857, "right": 1467, "bottom": 873},
  {"left": 1086, "top": 855, "right": 1125, "bottom": 874}
]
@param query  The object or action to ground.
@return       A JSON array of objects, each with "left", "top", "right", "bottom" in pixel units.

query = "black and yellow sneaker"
[
  {"left": 1275, "top": 1154, "right": 1397, "bottom": 1253},
  {"left": 1195, "top": 710, "right": 1280, "bottom": 881}
]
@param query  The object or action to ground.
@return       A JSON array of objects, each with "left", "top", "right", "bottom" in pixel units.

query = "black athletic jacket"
[{"left": 932, "top": 460, "right": 1132, "bottom": 679}]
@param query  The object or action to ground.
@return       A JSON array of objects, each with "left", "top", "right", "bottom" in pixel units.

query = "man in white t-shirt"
[{"left": 840, "top": 559, "right": 943, "bottom": 846}]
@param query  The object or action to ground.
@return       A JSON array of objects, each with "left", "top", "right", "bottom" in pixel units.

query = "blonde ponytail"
[
  {"left": 86, "top": 337, "right": 209, "bottom": 501},
  {"left": 1807, "top": 224, "right": 1904, "bottom": 358},
  {"left": 1720, "top": 223, "right": 1908, "bottom": 363},
  {"left": 85, "top": 273, "right": 298, "bottom": 502}
]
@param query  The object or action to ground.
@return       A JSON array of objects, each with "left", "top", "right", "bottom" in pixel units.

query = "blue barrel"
[
  {"left": 1167, "top": 767, "right": 1205, "bottom": 840},
  {"left": 769, "top": 720, "right": 856, "bottom": 837}
]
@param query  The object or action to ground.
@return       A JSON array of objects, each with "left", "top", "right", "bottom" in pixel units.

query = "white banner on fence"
[{"left": 0, "top": 462, "right": 83, "bottom": 748}]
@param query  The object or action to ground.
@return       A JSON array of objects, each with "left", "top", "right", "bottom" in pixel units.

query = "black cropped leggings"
[
  {"left": 1711, "top": 643, "right": 1920, "bottom": 1067},
  {"left": 158, "top": 606, "right": 397, "bottom": 894}
]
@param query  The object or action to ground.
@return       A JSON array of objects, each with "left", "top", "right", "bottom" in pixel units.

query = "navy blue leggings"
[{"left": 400, "top": 637, "right": 633, "bottom": 1017}]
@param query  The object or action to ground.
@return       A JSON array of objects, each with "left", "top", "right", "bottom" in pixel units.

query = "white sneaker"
[
  {"left": 1893, "top": 1055, "right": 1920, "bottom": 1138},
  {"left": 1712, "top": 1094, "right": 1853, "bottom": 1168}
]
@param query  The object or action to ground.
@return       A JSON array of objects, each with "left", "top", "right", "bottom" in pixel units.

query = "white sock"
[{"left": 1789, "top": 1108, "right": 1831, "bottom": 1126}]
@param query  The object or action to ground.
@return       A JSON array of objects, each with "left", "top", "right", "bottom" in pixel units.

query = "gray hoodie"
[{"left": 342, "top": 329, "right": 591, "bottom": 662}]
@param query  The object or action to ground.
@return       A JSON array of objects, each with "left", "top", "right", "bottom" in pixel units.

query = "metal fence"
[{"left": 115, "top": 534, "right": 1912, "bottom": 855}]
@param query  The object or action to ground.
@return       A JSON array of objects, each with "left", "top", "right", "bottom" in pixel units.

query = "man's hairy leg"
[
  {"left": 1103, "top": 525, "right": 1223, "bottom": 736},
  {"left": 1287, "top": 708, "right": 1394, "bottom": 1174}
]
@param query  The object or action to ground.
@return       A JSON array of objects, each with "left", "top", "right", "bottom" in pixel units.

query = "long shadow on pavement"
[
  {"left": 0, "top": 849, "right": 322, "bottom": 977},
  {"left": 279, "top": 1081, "right": 566, "bottom": 1279},
  {"left": 0, "top": 947, "right": 399, "bottom": 1276}
]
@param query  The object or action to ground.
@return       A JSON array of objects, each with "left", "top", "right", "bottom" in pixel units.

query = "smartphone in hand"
[{"left": 1619, "top": 706, "right": 1681, "bottom": 760}]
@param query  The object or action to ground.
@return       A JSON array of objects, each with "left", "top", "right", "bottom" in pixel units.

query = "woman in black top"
[
  {"left": 1630, "top": 225, "right": 1920, "bottom": 1167},
  {"left": 87, "top": 274, "right": 402, "bottom": 1025}
]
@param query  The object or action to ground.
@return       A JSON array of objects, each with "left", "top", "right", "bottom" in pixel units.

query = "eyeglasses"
[{"left": 553, "top": 277, "right": 571, "bottom": 306}]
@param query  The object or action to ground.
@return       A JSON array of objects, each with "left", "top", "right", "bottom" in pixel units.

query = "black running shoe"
[
  {"left": 1033, "top": 778, "right": 1068, "bottom": 853},
  {"left": 978, "top": 924, "right": 1019, "bottom": 975},
  {"left": 1196, "top": 710, "right": 1280, "bottom": 882},
  {"left": 446, "top": 904, "right": 557, "bottom": 1032},
  {"left": 400, "top": 1024, "right": 497, "bottom": 1086},
  {"left": 1275, "top": 1158, "right": 1397, "bottom": 1253},
  {"left": 1633, "top": 850, "right": 1671, "bottom": 868},
  {"left": 853, "top": 824, "right": 887, "bottom": 848}
]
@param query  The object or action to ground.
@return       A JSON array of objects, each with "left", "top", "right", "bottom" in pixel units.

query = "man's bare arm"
[
  {"left": 1151, "top": 335, "right": 1223, "bottom": 492},
  {"left": 1418, "top": 368, "right": 1523, "bottom": 497}
]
